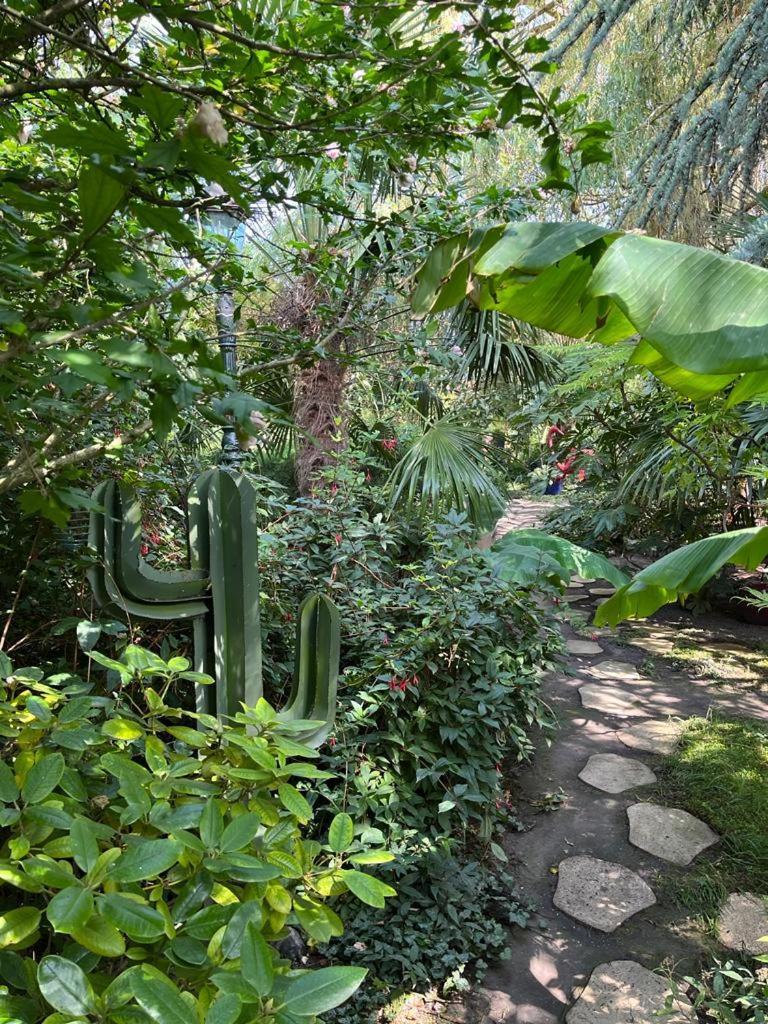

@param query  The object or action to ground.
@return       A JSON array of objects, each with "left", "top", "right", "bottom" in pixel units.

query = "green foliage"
[
  {"left": 489, "top": 528, "right": 628, "bottom": 588},
  {"left": 672, "top": 958, "right": 768, "bottom": 1023},
  {"left": 325, "top": 849, "right": 531, "bottom": 1022},
  {"left": 595, "top": 527, "right": 768, "bottom": 625},
  {"left": 257, "top": 470, "right": 558, "bottom": 841},
  {"left": 0, "top": 0, "right": 600, "bottom": 508},
  {"left": 0, "top": 647, "right": 398, "bottom": 1024},
  {"left": 413, "top": 220, "right": 768, "bottom": 403}
]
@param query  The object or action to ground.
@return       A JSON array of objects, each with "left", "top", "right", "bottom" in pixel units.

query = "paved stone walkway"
[{"left": 470, "top": 498, "right": 768, "bottom": 1024}]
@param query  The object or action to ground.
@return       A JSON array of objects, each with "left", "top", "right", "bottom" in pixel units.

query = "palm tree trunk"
[{"left": 293, "top": 344, "right": 346, "bottom": 496}]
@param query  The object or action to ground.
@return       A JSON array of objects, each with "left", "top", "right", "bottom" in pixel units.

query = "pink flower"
[
  {"left": 382, "top": 633, "right": 390, "bottom": 646},
  {"left": 381, "top": 438, "right": 397, "bottom": 452},
  {"left": 334, "top": 533, "right": 342, "bottom": 545},
  {"left": 330, "top": 482, "right": 339, "bottom": 496},
  {"left": 140, "top": 543, "right": 149, "bottom": 556},
  {"left": 328, "top": 736, "right": 337, "bottom": 748},
  {"left": 324, "top": 143, "right": 341, "bottom": 160}
]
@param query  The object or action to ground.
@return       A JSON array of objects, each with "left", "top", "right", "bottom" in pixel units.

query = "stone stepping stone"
[
  {"left": 573, "top": 576, "right": 595, "bottom": 584},
  {"left": 585, "top": 660, "right": 641, "bottom": 681},
  {"left": 717, "top": 893, "right": 768, "bottom": 955},
  {"left": 589, "top": 587, "right": 616, "bottom": 596},
  {"left": 579, "top": 753, "right": 656, "bottom": 794},
  {"left": 566, "top": 638, "right": 604, "bottom": 656},
  {"left": 627, "top": 803, "right": 718, "bottom": 865},
  {"left": 568, "top": 580, "right": 586, "bottom": 588},
  {"left": 579, "top": 683, "right": 648, "bottom": 718},
  {"left": 566, "top": 960, "right": 694, "bottom": 1024},
  {"left": 617, "top": 719, "right": 684, "bottom": 755},
  {"left": 553, "top": 856, "right": 656, "bottom": 933},
  {"left": 565, "top": 593, "right": 591, "bottom": 603}
]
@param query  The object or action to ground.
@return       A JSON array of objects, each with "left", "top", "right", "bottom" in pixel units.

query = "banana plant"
[{"left": 87, "top": 468, "right": 340, "bottom": 745}]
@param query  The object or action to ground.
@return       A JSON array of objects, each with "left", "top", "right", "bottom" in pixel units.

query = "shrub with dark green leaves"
[
  {"left": 0, "top": 647, "right": 395, "bottom": 1024},
  {"left": 325, "top": 847, "right": 531, "bottom": 1023},
  {"left": 258, "top": 480, "right": 559, "bottom": 842}
]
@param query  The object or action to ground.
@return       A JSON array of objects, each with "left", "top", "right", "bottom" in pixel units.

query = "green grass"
[{"left": 654, "top": 715, "right": 768, "bottom": 919}]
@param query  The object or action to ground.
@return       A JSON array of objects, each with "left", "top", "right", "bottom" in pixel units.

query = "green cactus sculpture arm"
[
  {"left": 207, "top": 470, "right": 263, "bottom": 719},
  {"left": 89, "top": 481, "right": 208, "bottom": 621},
  {"left": 280, "top": 593, "right": 340, "bottom": 747}
]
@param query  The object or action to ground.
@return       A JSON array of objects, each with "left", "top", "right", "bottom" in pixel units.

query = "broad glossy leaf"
[
  {"left": 38, "top": 956, "right": 96, "bottom": 1016},
  {"left": 0, "top": 762, "right": 18, "bottom": 803},
  {"left": 112, "top": 838, "right": 183, "bottom": 882},
  {"left": 328, "top": 813, "right": 354, "bottom": 853},
  {"left": 279, "top": 966, "right": 367, "bottom": 1016},
  {"left": 100, "top": 893, "right": 167, "bottom": 940},
  {"left": 221, "top": 901, "right": 263, "bottom": 959},
  {"left": 219, "top": 813, "right": 261, "bottom": 853},
  {"left": 21, "top": 753, "right": 64, "bottom": 804},
  {"left": 46, "top": 886, "right": 94, "bottom": 934},
  {"left": 595, "top": 527, "right": 768, "bottom": 626},
  {"left": 490, "top": 530, "right": 627, "bottom": 588},
  {"left": 589, "top": 234, "right": 768, "bottom": 375},
  {"left": 70, "top": 818, "right": 100, "bottom": 874},
  {"left": 241, "top": 922, "right": 274, "bottom": 998},
  {"left": 78, "top": 164, "right": 126, "bottom": 236},
  {"left": 277, "top": 784, "right": 312, "bottom": 823},
  {"left": 72, "top": 914, "right": 126, "bottom": 958},
  {"left": 129, "top": 964, "right": 192, "bottom": 1024},
  {"left": 339, "top": 869, "right": 396, "bottom": 908},
  {"left": 0, "top": 907, "right": 41, "bottom": 949}
]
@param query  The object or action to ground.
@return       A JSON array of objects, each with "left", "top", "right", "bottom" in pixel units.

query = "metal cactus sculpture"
[{"left": 87, "top": 469, "right": 340, "bottom": 746}]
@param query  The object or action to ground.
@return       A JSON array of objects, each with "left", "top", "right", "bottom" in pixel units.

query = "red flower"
[
  {"left": 546, "top": 425, "right": 564, "bottom": 448},
  {"left": 140, "top": 543, "right": 149, "bottom": 556},
  {"left": 334, "top": 533, "right": 342, "bottom": 545},
  {"left": 149, "top": 531, "right": 161, "bottom": 545},
  {"left": 365, "top": 470, "right": 372, "bottom": 483},
  {"left": 330, "top": 482, "right": 339, "bottom": 496},
  {"left": 113, "top": 428, "right": 122, "bottom": 438},
  {"left": 381, "top": 438, "right": 397, "bottom": 452},
  {"left": 328, "top": 736, "right": 337, "bottom": 748},
  {"left": 382, "top": 633, "right": 390, "bottom": 646}
]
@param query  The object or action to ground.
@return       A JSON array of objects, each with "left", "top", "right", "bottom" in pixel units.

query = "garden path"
[{"left": 467, "top": 498, "right": 768, "bottom": 1024}]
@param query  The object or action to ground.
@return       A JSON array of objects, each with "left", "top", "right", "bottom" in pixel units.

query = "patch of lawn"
[{"left": 654, "top": 715, "right": 768, "bottom": 918}]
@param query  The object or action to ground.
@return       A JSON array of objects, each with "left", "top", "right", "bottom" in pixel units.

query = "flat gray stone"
[
  {"left": 617, "top": 720, "right": 683, "bottom": 755},
  {"left": 579, "top": 683, "right": 649, "bottom": 718},
  {"left": 585, "top": 660, "right": 641, "bottom": 681},
  {"left": 553, "top": 856, "right": 656, "bottom": 933},
  {"left": 565, "top": 593, "right": 591, "bottom": 603},
  {"left": 566, "top": 638, "right": 604, "bottom": 656},
  {"left": 568, "top": 581, "right": 586, "bottom": 588},
  {"left": 627, "top": 803, "right": 718, "bottom": 865},
  {"left": 717, "top": 893, "right": 768, "bottom": 955},
  {"left": 566, "top": 960, "right": 694, "bottom": 1024},
  {"left": 579, "top": 754, "right": 657, "bottom": 794},
  {"left": 589, "top": 587, "right": 616, "bottom": 596}
]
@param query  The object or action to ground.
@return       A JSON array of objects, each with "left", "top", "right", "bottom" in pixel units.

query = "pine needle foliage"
[{"left": 550, "top": 0, "right": 768, "bottom": 229}]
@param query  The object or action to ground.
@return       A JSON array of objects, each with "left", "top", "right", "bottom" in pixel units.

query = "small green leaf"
[
  {"left": 219, "top": 812, "right": 260, "bottom": 853},
  {"left": 328, "top": 813, "right": 354, "bottom": 853},
  {"left": 279, "top": 966, "right": 367, "bottom": 1016},
  {"left": 0, "top": 762, "right": 19, "bottom": 803},
  {"left": 241, "top": 922, "right": 274, "bottom": 998},
  {"left": 277, "top": 784, "right": 312, "bottom": 823},
  {"left": 78, "top": 163, "right": 126, "bottom": 236},
  {"left": 75, "top": 619, "right": 102, "bottom": 652},
  {"left": 38, "top": 956, "right": 97, "bottom": 1016},
  {"left": 70, "top": 818, "right": 100, "bottom": 874},
  {"left": 0, "top": 907, "right": 41, "bottom": 949},
  {"left": 46, "top": 886, "right": 94, "bottom": 934},
  {"left": 100, "top": 893, "right": 167, "bottom": 940},
  {"left": 200, "top": 798, "right": 224, "bottom": 849},
  {"left": 221, "top": 901, "right": 263, "bottom": 959},
  {"left": 21, "top": 753, "right": 64, "bottom": 804},
  {"left": 112, "top": 838, "right": 183, "bottom": 883},
  {"left": 71, "top": 914, "right": 125, "bottom": 958},
  {"left": 347, "top": 850, "right": 395, "bottom": 865},
  {"left": 102, "top": 718, "right": 144, "bottom": 741},
  {"left": 206, "top": 991, "right": 240, "bottom": 1024},
  {"left": 339, "top": 870, "right": 396, "bottom": 908},
  {"left": 130, "top": 964, "right": 194, "bottom": 1024}
]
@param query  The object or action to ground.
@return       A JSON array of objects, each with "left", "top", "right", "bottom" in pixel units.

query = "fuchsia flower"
[
  {"left": 381, "top": 438, "right": 397, "bottom": 452},
  {"left": 334, "top": 533, "right": 342, "bottom": 545},
  {"left": 140, "top": 543, "right": 149, "bottom": 557},
  {"left": 328, "top": 736, "right": 337, "bottom": 748},
  {"left": 330, "top": 482, "right": 339, "bottom": 496}
]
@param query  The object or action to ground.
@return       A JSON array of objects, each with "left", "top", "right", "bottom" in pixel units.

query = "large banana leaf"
[
  {"left": 595, "top": 527, "right": 768, "bottom": 626},
  {"left": 490, "top": 529, "right": 628, "bottom": 588},
  {"left": 412, "top": 221, "right": 768, "bottom": 401}
]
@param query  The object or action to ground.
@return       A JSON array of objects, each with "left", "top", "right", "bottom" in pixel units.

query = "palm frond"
[
  {"left": 388, "top": 417, "right": 503, "bottom": 525},
  {"left": 448, "top": 302, "right": 554, "bottom": 391}
]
